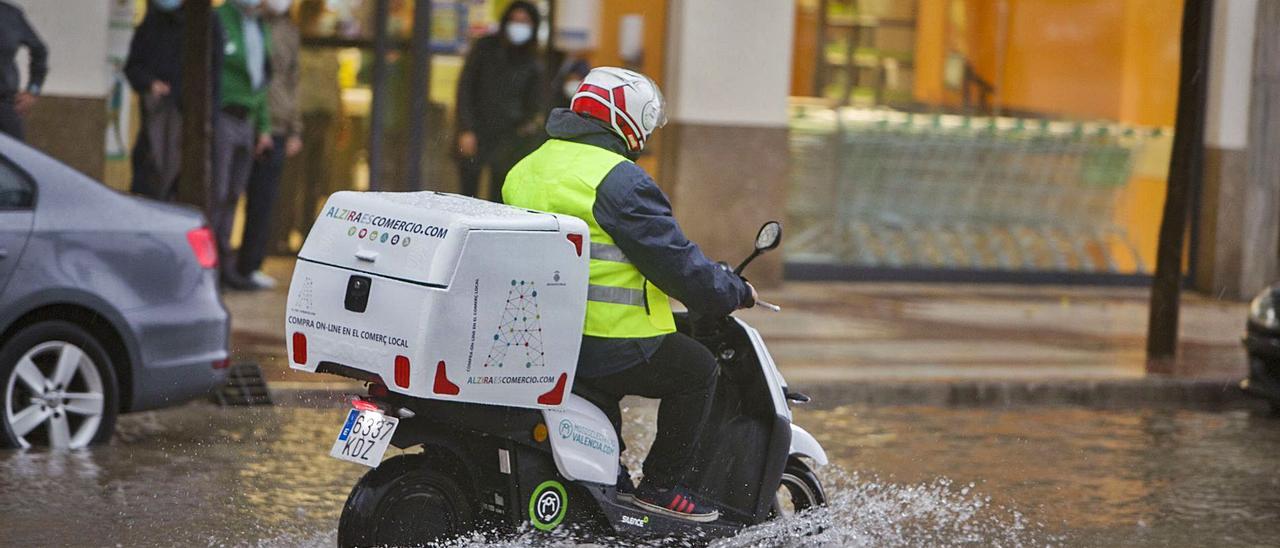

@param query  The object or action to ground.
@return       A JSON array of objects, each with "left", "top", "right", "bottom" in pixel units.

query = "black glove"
[
  {"left": 741, "top": 281, "right": 757, "bottom": 309},
  {"left": 717, "top": 261, "right": 755, "bottom": 309}
]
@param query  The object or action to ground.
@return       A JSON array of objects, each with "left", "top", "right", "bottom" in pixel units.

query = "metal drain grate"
[{"left": 214, "top": 362, "right": 274, "bottom": 406}]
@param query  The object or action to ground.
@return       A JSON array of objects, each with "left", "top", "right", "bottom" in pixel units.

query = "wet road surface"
[{"left": 3, "top": 399, "right": 1279, "bottom": 546}]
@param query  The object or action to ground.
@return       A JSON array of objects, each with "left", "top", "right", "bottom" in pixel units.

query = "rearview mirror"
[{"left": 755, "top": 221, "right": 782, "bottom": 252}]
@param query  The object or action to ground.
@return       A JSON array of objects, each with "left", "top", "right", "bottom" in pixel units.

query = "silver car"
[{"left": 0, "top": 135, "right": 229, "bottom": 449}]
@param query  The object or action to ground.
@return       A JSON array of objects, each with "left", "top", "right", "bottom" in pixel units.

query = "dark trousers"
[
  {"left": 574, "top": 333, "right": 719, "bottom": 490},
  {"left": 129, "top": 129, "right": 176, "bottom": 200},
  {"left": 238, "top": 133, "right": 287, "bottom": 276},
  {"left": 273, "top": 112, "right": 333, "bottom": 254},
  {"left": 0, "top": 102, "right": 23, "bottom": 141},
  {"left": 209, "top": 113, "right": 255, "bottom": 271},
  {"left": 129, "top": 129, "right": 156, "bottom": 195}
]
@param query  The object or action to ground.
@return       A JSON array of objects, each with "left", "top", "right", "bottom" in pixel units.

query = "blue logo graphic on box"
[
  {"left": 557, "top": 418, "right": 616, "bottom": 455},
  {"left": 338, "top": 409, "right": 358, "bottom": 441}
]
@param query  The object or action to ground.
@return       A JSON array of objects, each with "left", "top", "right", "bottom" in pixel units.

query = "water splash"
[
  {"left": 718, "top": 467, "right": 1056, "bottom": 547},
  {"left": 396, "top": 465, "right": 1054, "bottom": 548}
]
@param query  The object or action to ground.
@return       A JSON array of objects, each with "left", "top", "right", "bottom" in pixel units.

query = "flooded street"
[
  {"left": 2, "top": 399, "right": 1279, "bottom": 546},
  {"left": 796, "top": 404, "right": 1280, "bottom": 546}
]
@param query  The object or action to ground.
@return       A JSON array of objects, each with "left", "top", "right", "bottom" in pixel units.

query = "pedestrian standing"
[
  {"left": 0, "top": 1, "right": 47, "bottom": 141},
  {"left": 213, "top": 0, "right": 273, "bottom": 289},
  {"left": 273, "top": 0, "right": 341, "bottom": 254},
  {"left": 547, "top": 50, "right": 590, "bottom": 110},
  {"left": 124, "top": 0, "right": 225, "bottom": 200},
  {"left": 453, "top": 1, "right": 545, "bottom": 201},
  {"left": 235, "top": 0, "right": 300, "bottom": 290}
]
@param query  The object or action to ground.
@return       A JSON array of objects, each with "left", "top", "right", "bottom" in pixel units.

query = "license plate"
[{"left": 329, "top": 408, "right": 399, "bottom": 467}]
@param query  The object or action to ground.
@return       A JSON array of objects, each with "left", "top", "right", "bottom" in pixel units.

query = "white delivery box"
[{"left": 285, "top": 191, "right": 589, "bottom": 408}]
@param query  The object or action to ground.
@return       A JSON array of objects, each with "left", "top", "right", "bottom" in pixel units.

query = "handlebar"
[{"left": 754, "top": 299, "right": 781, "bottom": 312}]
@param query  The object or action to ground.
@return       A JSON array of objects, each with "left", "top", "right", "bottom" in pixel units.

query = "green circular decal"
[{"left": 528, "top": 480, "right": 567, "bottom": 531}]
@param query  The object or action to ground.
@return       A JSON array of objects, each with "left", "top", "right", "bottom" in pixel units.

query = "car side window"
[{"left": 0, "top": 158, "right": 34, "bottom": 209}]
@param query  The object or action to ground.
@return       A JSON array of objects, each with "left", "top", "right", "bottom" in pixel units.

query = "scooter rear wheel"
[
  {"left": 775, "top": 457, "right": 826, "bottom": 517},
  {"left": 338, "top": 454, "right": 474, "bottom": 547}
]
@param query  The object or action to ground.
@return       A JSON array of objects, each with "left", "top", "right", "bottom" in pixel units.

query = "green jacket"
[{"left": 216, "top": 4, "right": 271, "bottom": 134}]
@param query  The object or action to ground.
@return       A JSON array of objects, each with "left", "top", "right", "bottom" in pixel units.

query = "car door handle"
[{"left": 0, "top": 248, "right": 8, "bottom": 259}]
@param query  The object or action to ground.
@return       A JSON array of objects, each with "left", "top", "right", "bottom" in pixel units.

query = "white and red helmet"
[{"left": 570, "top": 67, "right": 667, "bottom": 152}]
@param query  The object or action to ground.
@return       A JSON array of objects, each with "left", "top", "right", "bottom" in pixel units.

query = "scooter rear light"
[
  {"left": 566, "top": 233, "right": 583, "bottom": 256},
  {"left": 369, "top": 382, "right": 390, "bottom": 398},
  {"left": 351, "top": 397, "right": 381, "bottom": 412},
  {"left": 186, "top": 227, "right": 218, "bottom": 269},
  {"left": 212, "top": 358, "right": 230, "bottom": 370},
  {"left": 394, "top": 356, "right": 411, "bottom": 388},
  {"left": 433, "top": 361, "right": 460, "bottom": 395},
  {"left": 536, "top": 373, "right": 568, "bottom": 406},
  {"left": 291, "top": 332, "right": 307, "bottom": 364}
]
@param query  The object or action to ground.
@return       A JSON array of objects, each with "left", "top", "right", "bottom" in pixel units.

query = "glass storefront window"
[{"left": 787, "top": 0, "right": 1180, "bottom": 278}]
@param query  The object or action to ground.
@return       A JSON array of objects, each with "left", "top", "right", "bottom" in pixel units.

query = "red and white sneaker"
[{"left": 629, "top": 485, "right": 720, "bottom": 523}]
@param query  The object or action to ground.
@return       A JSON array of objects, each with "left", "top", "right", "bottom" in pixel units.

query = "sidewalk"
[{"left": 227, "top": 258, "right": 1251, "bottom": 405}]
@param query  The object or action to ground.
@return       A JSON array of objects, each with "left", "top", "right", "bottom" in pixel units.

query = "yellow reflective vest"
[{"left": 503, "top": 139, "right": 677, "bottom": 339}]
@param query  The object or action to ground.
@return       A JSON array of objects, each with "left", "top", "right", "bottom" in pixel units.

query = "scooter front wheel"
[
  {"left": 774, "top": 457, "right": 826, "bottom": 517},
  {"left": 338, "top": 454, "right": 474, "bottom": 547}
]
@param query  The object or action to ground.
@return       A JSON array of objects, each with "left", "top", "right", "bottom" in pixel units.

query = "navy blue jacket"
[
  {"left": 124, "top": 5, "right": 225, "bottom": 110},
  {"left": 0, "top": 1, "right": 46, "bottom": 98},
  {"left": 539, "top": 109, "right": 752, "bottom": 377}
]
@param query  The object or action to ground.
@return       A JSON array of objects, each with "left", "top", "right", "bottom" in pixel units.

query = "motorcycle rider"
[{"left": 503, "top": 67, "right": 755, "bottom": 522}]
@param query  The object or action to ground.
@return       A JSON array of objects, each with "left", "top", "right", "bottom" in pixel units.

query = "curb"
[
  {"left": 791, "top": 377, "right": 1259, "bottom": 410},
  {"left": 259, "top": 378, "right": 1265, "bottom": 410},
  {"left": 268, "top": 381, "right": 364, "bottom": 407}
]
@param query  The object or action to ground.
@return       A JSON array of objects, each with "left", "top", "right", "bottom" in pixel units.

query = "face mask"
[
  {"left": 153, "top": 0, "right": 183, "bottom": 12},
  {"left": 233, "top": 0, "right": 263, "bottom": 11},
  {"left": 506, "top": 22, "right": 533, "bottom": 46},
  {"left": 266, "top": 0, "right": 292, "bottom": 15},
  {"left": 563, "top": 79, "right": 581, "bottom": 99}
]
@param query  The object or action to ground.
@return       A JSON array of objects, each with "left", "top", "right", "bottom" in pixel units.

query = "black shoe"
[{"left": 629, "top": 484, "right": 719, "bottom": 523}]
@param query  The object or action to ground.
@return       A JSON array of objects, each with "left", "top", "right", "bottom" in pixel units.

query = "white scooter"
[{"left": 285, "top": 193, "right": 826, "bottom": 545}]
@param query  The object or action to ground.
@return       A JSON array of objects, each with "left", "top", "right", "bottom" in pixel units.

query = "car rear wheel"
[{"left": 0, "top": 321, "right": 119, "bottom": 449}]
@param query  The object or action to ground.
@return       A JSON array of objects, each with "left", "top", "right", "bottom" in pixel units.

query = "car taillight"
[{"left": 186, "top": 227, "right": 218, "bottom": 269}]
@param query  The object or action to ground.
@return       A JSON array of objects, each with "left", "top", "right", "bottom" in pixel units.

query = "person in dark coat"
[
  {"left": 235, "top": 0, "right": 301, "bottom": 290},
  {"left": 0, "top": 0, "right": 47, "bottom": 141},
  {"left": 546, "top": 49, "right": 590, "bottom": 110},
  {"left": 124, "top": 0, "right": 225, "bottom": 199},
  {"left": 453, "top": 0, "right": 545, "bottom": 201}
]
